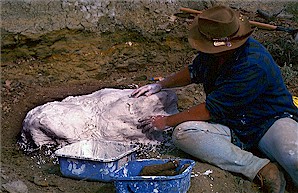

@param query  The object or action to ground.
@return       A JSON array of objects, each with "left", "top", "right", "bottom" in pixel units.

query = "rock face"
[
  {"left": 2, "top": 0, "right": 291, "bottom": 36},
  {"left": 19, "top": 88, "right": 178, "bottom": 151}
]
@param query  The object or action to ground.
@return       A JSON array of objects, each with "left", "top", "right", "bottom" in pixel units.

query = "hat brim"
[{"left": 188, "top": 12, "right": 253, "bottom": 54}]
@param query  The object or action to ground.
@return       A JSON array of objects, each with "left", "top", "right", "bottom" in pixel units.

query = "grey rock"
[{"left": 2, "top": 180, "right": 28, "bottom": 193}]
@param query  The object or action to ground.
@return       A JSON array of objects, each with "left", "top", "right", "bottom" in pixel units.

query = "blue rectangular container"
[
  {"left": 112, "top": 159, "right": 195, "bottom": 193},
  {"left": 55, "top": 140, "right": 138, "bottom": 182}
]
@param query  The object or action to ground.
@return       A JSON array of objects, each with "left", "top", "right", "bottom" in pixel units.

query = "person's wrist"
[
  {"left": 163, "top": 115, "right": 169, "bottom": 128},
  {"left": 156, "top": 82, "right": 163, "bottom": 89}
]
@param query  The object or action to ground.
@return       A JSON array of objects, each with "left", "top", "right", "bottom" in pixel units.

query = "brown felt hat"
[{"left": 188, "top": 5, "right": 254, "bottom": 54}]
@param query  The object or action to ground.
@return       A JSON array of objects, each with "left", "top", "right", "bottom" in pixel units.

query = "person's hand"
[
  {"left": 151, "top": 115, "right": 168, "bottom": 130},
  {"left": 131, "top": 83, "right": 162, "bottom": 98},
  {"left": 137, "top": 115, "right": 168, "bottom": 139}
]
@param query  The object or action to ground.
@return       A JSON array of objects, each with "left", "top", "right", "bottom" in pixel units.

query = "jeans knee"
[
  {"left": 172, "top": 122, "right": 203, "bottom": 142},
  {"left": 172, "top": 126, "right": 186, "bottom": 145},
  {"left": 172, "top": 123, "right": 198, "bottom": 147}
]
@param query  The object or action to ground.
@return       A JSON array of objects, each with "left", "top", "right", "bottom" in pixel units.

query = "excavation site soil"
[{"left": 1, "top": 13, "right": 298, "bottom": 193}]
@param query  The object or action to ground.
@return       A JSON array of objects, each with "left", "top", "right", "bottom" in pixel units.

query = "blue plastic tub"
[
  {"left": 55, "top": 140, "right": 138, "bottom": 182},
  {"left": 112, "top": 159, "right": 195, "bottom": 193}
]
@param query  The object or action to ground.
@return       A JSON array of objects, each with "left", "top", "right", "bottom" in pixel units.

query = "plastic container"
[
  {"left": 55, "top": 139, "right": 138, "bottom": 182},
  {"left": 112, "top": 159, "right": 195, "bottom": 193}
]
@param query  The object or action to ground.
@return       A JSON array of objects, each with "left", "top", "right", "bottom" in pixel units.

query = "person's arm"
[
  {"left": 139, "top": 102, "right": 210, "bottom": 134},
  {"left": 131, "top": 66, "right": 192, "bottom": 97},
  {"left": 158, "top": 66, "right": 192, "bottom": 89},
  {"left": 164, "top": 102, "right": 210, "bottom": 127},
  {"left": 155, "top": 102, "right": 210, "bottom": 129}
]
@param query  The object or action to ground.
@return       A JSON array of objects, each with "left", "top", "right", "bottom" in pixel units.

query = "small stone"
[
  {"left": 2, "top": 180, "right": 28, "bottom": 193},
  {"left": 1, "top": 173, "right": 9, "bottom": 180},
  {"left": 134, "top": 75, "right": 147, "bottom": 81},
  {"left": 33, "top": 176, "right": 49, "bottom": 187}
]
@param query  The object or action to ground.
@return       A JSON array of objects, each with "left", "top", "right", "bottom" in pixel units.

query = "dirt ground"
[{"left": 1, "top": 9, "right": 298, "bottom": 193}]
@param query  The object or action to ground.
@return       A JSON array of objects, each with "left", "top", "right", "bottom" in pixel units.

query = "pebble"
[
  {"left": 133, "top": 75, "right": 147, "bottom": 81},
  {"left": 32, "top": 176, "right": 49, "bottom": 187},
  {"left": 2, "top": 180, "right": 28, "bottom": 193}
]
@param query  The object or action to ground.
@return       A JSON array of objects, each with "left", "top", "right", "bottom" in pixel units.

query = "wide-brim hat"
[{"left": 188, "top": 5, "right": 254, "bottom": 54}]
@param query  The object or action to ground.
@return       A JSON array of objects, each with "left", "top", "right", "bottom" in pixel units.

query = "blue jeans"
[{"left": 172, "top": 118, "right": 298, "bottom": 185}]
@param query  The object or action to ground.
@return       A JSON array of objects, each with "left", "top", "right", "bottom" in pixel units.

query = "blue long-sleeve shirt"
[{"left": 189, "top": 37, "right": 298, "bottom": 149}]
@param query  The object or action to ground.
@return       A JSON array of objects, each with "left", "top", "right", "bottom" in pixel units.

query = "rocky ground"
[{"left": 1, "top": 5, "right": 298, "bottom": 193}]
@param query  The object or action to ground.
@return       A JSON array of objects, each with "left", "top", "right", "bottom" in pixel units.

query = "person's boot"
[{"left": 256, "top": 162, "right": 286, "bottom": 193}]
